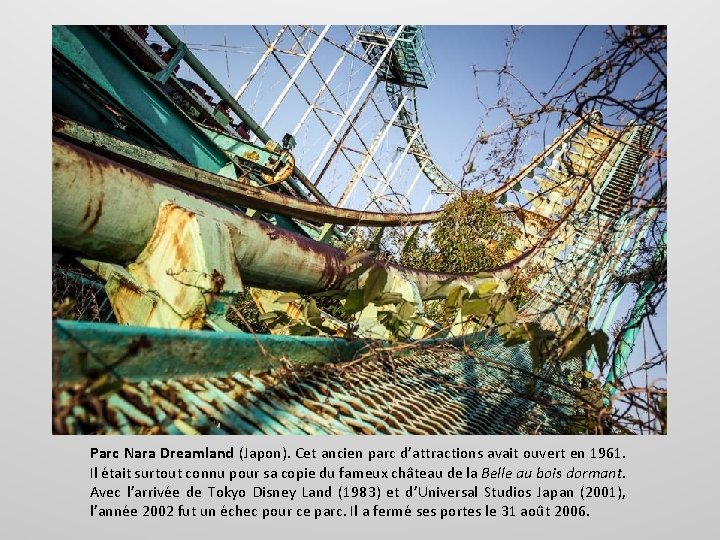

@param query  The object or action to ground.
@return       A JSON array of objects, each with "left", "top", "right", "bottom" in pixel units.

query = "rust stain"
[
  {"left": 243, "top": 150, "right": 260, "bottom": 162},
  {"left": 81, "top": 201, "right": 93, "bottom": 223},
  {"left": 125, "top": 335, "right": 152, "bottom": 357},
  {"left": 211, "top": 269, "right": 225, "bottom": 293},
  {"left": 52, "top": 116, "right": 67, "bottom": 133},
  {"left": 119, "top": 279, "right": 145, "bottom": 296},
  {"left": 83, "top": 196, "right": 104, "bottom": 233}
]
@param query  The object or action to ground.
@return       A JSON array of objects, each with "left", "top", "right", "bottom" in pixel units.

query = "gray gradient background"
[{"left": 2, "top": 1, "right": 715, "bottom": 538}]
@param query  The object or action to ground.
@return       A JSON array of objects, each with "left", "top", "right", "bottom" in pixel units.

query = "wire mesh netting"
[{"left": 52, "top": 260, "right": 116, "bottom": 323}]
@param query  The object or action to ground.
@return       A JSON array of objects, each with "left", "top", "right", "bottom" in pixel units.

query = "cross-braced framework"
[{"left": 206, "top": 25, "right": 454, "bottom": 213}]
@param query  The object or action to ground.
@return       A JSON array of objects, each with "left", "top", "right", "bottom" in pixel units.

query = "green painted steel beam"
[
  {"left": 54, "top": 320, "right": 372, "bottom": 383},
  {"left": 54, "top": 320, "right": 487, "bottom": 383},
  {"left": 606, "top": 228, "right": 666, "bottom": 389},
  {"left": 200, "top": 126, "right": 290, "bottom": 175},
  {"left": 52, "top": 25, "right": 235, "bottom": 178}
]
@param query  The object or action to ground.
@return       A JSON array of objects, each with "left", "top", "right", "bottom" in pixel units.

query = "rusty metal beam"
[
  {"left": 52, "top": 115, "right": 442, "bottom": 227},
  {"left": 53, "top": 117, "right": 621, "bottom": 299},
  {"left": 53, "top": 114, "right": 606, "bottom": 234},
  {"left": 52, "top": 136, "right": 487, "bottom": 297}
]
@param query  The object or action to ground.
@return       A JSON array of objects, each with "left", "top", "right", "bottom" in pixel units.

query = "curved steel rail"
[
  {"left": 386, "top": 82, "right": 458, "bottom": 194},
  {"left": 52, "top": 136, "right": 499, "bottom": 298},
  {"left": 52, "top": 115, "right": 440, "bottom": 227},
  {"left": 52, "top": 122, "right": 623, "bottom": 298}
]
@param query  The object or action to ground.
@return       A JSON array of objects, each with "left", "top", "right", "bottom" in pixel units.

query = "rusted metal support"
[
  {"left": 52, "top": 116, "right": 442, "bottom": 227},
  {"left": 53, "top": 136, "right": 491, "bottom": 298}
]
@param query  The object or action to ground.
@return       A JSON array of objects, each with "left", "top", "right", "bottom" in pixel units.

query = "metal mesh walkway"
[{"left": 53, "top": 332, "right": 577, "bottom": 435}]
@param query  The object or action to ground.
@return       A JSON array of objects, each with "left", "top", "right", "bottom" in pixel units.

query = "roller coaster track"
[
  {"left": 51, "top": 24, "right": 663, "bottom": 435},
  {"left": 51, "top": 22, "right": 653, "bottom": 296},
  {"left": 385, "top": 82, "right": 458, "bottom": 194}
]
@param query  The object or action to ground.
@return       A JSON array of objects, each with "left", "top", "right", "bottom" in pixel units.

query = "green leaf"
[
  {"left": 499, "top": 193, "right": 508, "bottom": 205},
  {"left": 307, "top": 298, "right": 321, "bottom": 319},
  {"left": 289, "top": 324, "right": 318, "bottom": 336},
  {"left": 377, "top": 310, "right": 406, "bottom": 339},
  {"left": 422, "top": 277, "right": 456, "bottom": 298},
  {"left": 363, "top": 266, "right": 388, "bottom": 305},
  {"left": 342, "top": 259, "right": 376, "bottom": 287},
  {"left": 591, "top": 330, "right": 609, "bottom": 371},
  {"left": 526, "top": 327, "right": 556, "bottom": 372},
  {"left": 397, "top": 300, "right": 416, "bottom": 321},
  {"left": 462, "top": 298, "right": 491, "bottom": 317},
  {"left": 307, "top": 316, "right": 324, "bottom": 327},
  {"left": 512, "top": 182, "right": 522, "bottom": 191},
  {"left": 275, "top": 292, "right": 301, "bottom": 304},
  {"left": 524, "top": 322, "right": 555, "bottom": 341},
  {"left": 375, "top": 292, "right": 404, "bottom": 306},
  {"left": 258, "top": 312, "right": 280, "bottom": 322},
  {"left": 529, "top": 342, "right": 546, "bottom": 373},
  {"left": 474, "top": 280, "right": 499, "bottom": 296},
  {"left": 497, "top": 323, "right": 530, "bottom": 346},
  {"left": 558, "top": 326, "right": 592, "bottom": 362},
  {"left": 343, "top": 289, "right": 365, "bottom": 313},
  {"left": 445, "top": 285, "right": 466, "bottom": 309},
  {"left": 494, "top": 300, "right": 517, "bottom": 325}
]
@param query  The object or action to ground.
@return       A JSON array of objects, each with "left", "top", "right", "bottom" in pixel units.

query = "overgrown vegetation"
[{"left": 399, "top": 191, "right": 518, "bottom": 272}]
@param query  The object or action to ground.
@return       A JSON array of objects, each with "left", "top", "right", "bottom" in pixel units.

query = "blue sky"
[{"left": 168, "top": 25, "right": 632, "bottom": 192}]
